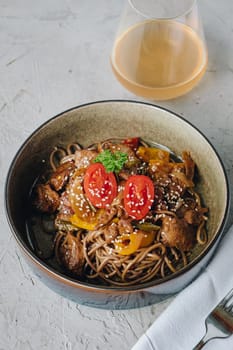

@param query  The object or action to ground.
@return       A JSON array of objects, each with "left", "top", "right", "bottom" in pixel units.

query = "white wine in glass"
[{"left": 111, "top": 0, "right": 208, "bottom": 100}]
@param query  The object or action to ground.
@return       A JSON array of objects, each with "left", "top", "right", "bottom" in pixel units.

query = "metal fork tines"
[{"left": 193, "top": 288, "right": 233, "bottom": 349}]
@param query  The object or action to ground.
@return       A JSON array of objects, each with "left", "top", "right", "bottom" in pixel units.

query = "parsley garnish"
[{"left": 94, "top": 149, "right": 128, "bottom": 173}]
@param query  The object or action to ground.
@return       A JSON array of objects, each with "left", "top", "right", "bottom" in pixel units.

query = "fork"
[{"left": 193, "top": 288, "right": 233, "bottom": 349}]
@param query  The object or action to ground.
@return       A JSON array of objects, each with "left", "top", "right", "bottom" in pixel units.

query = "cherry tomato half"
[
  {"left": 124, "top": 175, "right": 155, "bottom": 220},
  {"left": 83, "top": 163, "right": 117, "bottom": 208}
]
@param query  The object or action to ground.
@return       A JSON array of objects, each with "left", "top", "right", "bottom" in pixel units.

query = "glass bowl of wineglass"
[{"left": 111, "top": 0, "right": 208, "bottom": 100}]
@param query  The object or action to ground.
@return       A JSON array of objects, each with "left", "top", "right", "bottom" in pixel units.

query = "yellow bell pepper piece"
[
  {"left": 115, "top": 232, "right": 143, "bottom": 255},
  {"left": 115, "top": 230, "right": 156, "bottom": 255},
  {"left": 140, "top": 231, "right": 156, "bottom": 247},
  {"left": 137, "top": 146, "right": 170, "bottom": 162},
  {"left": 70, "top": 213, "right": 99, "bottom": 231}
]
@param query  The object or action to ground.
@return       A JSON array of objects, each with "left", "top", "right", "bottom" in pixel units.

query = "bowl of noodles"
[{"left": 5, "top": 100, "right": 230, "bottom": 309}]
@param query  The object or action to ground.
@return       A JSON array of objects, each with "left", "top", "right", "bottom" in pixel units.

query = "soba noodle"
[{"left": 33, "top": 138, "right": 208, "bottom": 286}]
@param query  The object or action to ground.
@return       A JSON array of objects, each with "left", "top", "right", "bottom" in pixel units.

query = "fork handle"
[{"left": 193, "top": 339, "right": 206, "bottom": 350}]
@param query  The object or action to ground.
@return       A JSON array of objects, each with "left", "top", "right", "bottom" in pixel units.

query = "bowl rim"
[{"left": 4, "top": 99, "right": 231, "bottom": 292}]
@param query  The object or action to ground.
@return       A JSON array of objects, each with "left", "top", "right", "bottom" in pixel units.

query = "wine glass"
[{"left": 111, "top": 0, "right": 208, "bottom": 100}]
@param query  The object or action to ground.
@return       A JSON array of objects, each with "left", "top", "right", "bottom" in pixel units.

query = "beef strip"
[
  {"left": 50, "top": 160, "right": 75, "bottom": 191},
  {"left": 33, "top": 183, "right": 60, "bottom": 213},
  {"left": 161, "top": 215, "right": 195, "bottom": 251},
  {"left": 58, "top": 232, "right": 85, "bottom": 276}
]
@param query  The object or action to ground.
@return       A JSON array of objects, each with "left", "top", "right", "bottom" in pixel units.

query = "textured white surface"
[{"left": 1, "top": 0, "right": 233, "bottom": 349}]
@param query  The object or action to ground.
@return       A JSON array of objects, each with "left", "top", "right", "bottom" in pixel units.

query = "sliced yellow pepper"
[
  {"left": 115, "top": 232, "right": 143, "bottom": 255},
  {"left": 137, "top": 146, "right": 170, "bottom": 162},
  {"left": 140, "top": 231, "right": 156, "bottom": 247},
  {"left": 70, "top": 213, "right": 99, "bottom": 231},
  {"left": 115, "top": 230, "right": 156, "bottom": 255}
]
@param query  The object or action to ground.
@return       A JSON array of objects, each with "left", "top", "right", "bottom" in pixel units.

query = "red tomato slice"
[
  {"left": 83, "top": 163, "right": 117, "bottom": 208},
  {"left": 124, "top": 175, "right": 154, "bottom": 220}
]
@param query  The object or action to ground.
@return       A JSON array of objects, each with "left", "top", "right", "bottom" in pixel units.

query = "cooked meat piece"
[
  {"left": 56, "top": 191, "right": 74, "bottom": 221},
  {"left": 118, "top": 218, "right": 134, "bottom": 235},
  {"left": 112, "top": 181, "right": 126, "bottom": 212},
  {"left": 118, "top": 170, "right": 131, "bottom": 181},
  {"left": 58, "top": 232, "right": 85, "bottom": 275},
  {"left": 182, "top": 151, "right": 195, "bottom": 181},
  {"left": 50, "top": 161, "right": 75, "bottom": 191},
  {"left": 171, "top": 171, "right": 194, "bottom": 188},
  {"left": 161, "top": 216, "right": 195, "bottom": 251},
  {"left": 96, "top": 206, "right": 118, "bottom": 228},
  {"left": 154, "top": 186, "right": 169, "bottom": 211},
  {"left": 33, "top": 184, "right": 60, "bottom": 213},
  {"left": 113, "top": 184, "right": 130, "bottom": 219},
  {"left": 103, "top": 222, "right": 119, "bottom": 244},
  {"left": 184, "top": 208, "right": 207, "bottom": 225},
  {"left": 175, "top": 198, "right": 196, "bottom": 217},
  {"left": 74, "top": 149, "right": 98, "bottom": 169},
  {"left": 168, "top": 175, "right": 187, "bottom": 197},
  {"left": 153, "top": 175, "right": 187, "bottom": 211}
]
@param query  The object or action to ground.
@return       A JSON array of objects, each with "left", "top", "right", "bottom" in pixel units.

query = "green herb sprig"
[{"left": 94, "top": 149, "right": 128, "bottom": 173}]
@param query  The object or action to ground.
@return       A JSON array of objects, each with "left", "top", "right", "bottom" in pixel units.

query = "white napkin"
[{"left": 131, "top": 224, "right": 233, "bottom": 350}]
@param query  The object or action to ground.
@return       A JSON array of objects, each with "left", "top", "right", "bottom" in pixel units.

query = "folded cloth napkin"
[{"left": 131, "top": 225, "right": 233, "bottom": 350}]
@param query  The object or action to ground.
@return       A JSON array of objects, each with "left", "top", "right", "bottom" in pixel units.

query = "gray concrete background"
[{"left": 1, "top": 0, "right": 233, "bottom": 349}]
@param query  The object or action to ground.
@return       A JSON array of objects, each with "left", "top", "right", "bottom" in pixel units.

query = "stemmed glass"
[{"left": 111, "top": 0, "right": 208, "bottom": 100}]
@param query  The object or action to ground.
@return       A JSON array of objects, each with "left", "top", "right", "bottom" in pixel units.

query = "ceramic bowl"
[{"left": 5, "top": 100, "right": 230, "bottom": 309}]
